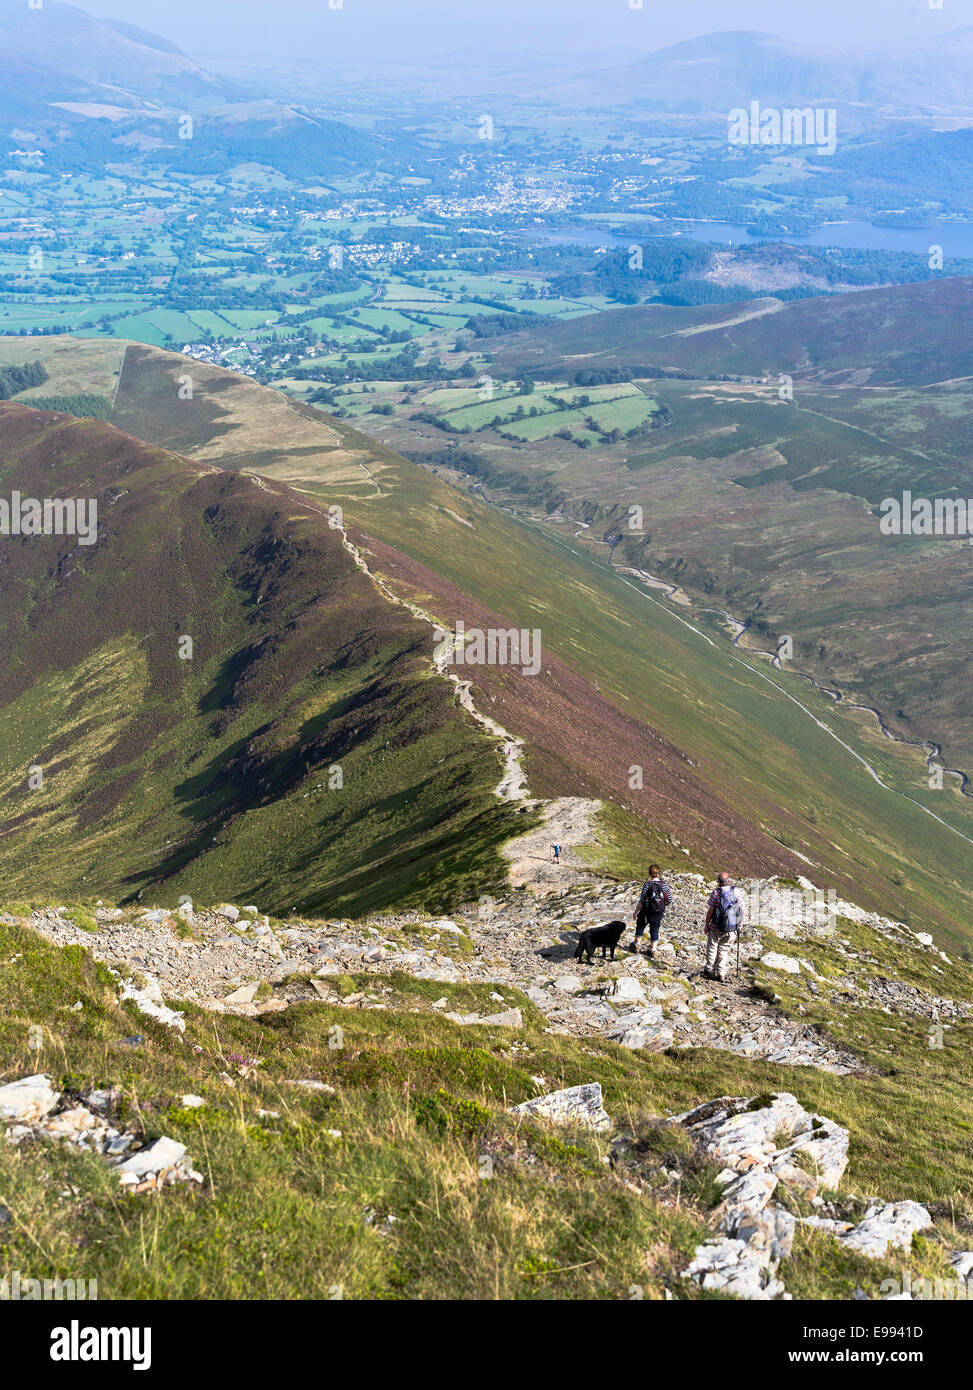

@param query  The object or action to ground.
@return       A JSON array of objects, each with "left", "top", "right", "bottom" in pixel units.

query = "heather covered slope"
[
  {"left": 492, "top": 277, "right": 973, "bottom": 388},
  {"left": 1, "top": 339, "right": 971, "bottom": 942},
  {"left": 102, "top": 342, "right": 973, "bottom": 945},
  {"left": 0, "top": 403, "right": 519, "bottom": 913}
]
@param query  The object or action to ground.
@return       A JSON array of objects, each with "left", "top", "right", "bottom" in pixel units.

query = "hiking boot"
[
  {"left": 628, "top": 941, "right": 641, "bottom": 954},
  {"left": 647, "top": 943, "right": 657, "bottom": 960}
]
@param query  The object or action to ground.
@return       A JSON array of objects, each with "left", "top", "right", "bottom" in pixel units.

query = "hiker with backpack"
[
  {"left": 631, "top": 865, "right": 672, "bottom": 958},
  {"left": 704, "top": 872, "right": 747, "bottom": 982},
  {"left": 553, "top": 843, "right": 561, "bottom": 863}
]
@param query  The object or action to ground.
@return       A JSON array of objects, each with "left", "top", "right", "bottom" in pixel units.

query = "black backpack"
[{"left": 644, "top": 880, "right": 667, "bottom": 914}]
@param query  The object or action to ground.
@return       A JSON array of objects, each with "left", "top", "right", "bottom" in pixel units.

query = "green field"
[
  {"left": 186, "top": 310, "right": 238, "bottom": 336},
  {"left": 426, "top": 384, "right": 658, "bottom": 439}
]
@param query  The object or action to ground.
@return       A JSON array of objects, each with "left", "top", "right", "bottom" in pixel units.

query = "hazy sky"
[{"left": 76, "top": 0, "right": 973, "bottom": 60}]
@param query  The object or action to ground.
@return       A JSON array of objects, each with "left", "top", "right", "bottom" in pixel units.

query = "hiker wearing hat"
[{"left": 703, "top": 872, "right": 746, "bottom": 982}]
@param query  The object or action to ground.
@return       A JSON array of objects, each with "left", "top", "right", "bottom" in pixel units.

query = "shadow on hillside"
[{"left": 538, "top": 930, "right": 586, "bottom": 964}]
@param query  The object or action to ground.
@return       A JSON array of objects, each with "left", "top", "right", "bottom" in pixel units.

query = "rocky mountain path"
[
  {"left": 501, "top": 796, "right": 605, "bottom": 892},
  {"left": 16, "top": 870, "right": 959, "bottom": 1079},
  {"left": 249, "top": 473, "right": 530, "bottom": 801},
  {"left": 11, "top": 878, "right": 973, "bottom": 1300}
]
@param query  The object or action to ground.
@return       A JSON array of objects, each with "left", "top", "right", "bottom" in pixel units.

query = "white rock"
[
  {"left": 606, "top": 977, "right": 646, "bottom": 1002},
  {"left": 37, "top": 1106, "right": 115, "bottom": 1150},
  {"left": 115, "top": 1136, "right": 187, "bottom": 1179},
  {"left": 760, "top": 952, "right": 801, "bottom": 974},
  {"left": 737, "top": 1205, "right": 796, "bottom": 1261},
  {"left": 510, "top": 1082, "right": 610, "bottom": 1132},
  {"left": 218, "top": 904, "right": 241, "bottom": 922},
  {"left": 87, "top": 1089, "right": 117, "bottom": 1114},
  {"left": 553, "top": 975, "right": 584, "bottom": 993},
  {"left": 120, "top": 978, "right": 185, "bottom": 1032},
  {"left": 476, "top": 1008, "right": 523, "bottom": 1028},
  {"left": 619, "top": 1021, "right": 673, "bottom": 1050},
  {"left": 840, "top": 1201, "right": 932, "bottom": 1258},
  {"left": 715, "top": 1169, "right": 779, "bottom": 1231},
  {"left": 0, "top": 1074, "right": 60, "bottom": 1123},
  {"left": 684, "top": 1236, "right": 746, "bottom": 1275},
  {"left": 622, "top": 1004, "right": 665, "bottom": 1027},
  {"left": 180, "top": 1095, "right": 205, "bottom": 1109},
  {"left": 798, "top": 1215, "right": 853, "bottom": 1235},
  {"left": 679, "top": 1093, "right": 849, "bottom": 1190},
  {"left": 782, "top": 1130, "right": 850, "bottom": 1193},
  {"left": 224, "top": 983, "right": 258, "bottom": 1004},
  {"left": 684, "top": 1236, "right": 784, "bottom": 1298},
  {"left": 948, "top": 1251, "right": 973, "bottom": 1280},
  {"left": 914, "top": 932, "right": 934, "bottom": 947}
]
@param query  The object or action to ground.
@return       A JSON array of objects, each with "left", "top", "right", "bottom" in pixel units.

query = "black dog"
[{"left": 573, "top": 920, "right": 626, "bottom": 964}]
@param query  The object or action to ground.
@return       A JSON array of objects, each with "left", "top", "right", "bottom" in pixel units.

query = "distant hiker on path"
[
  {"left": 553, "top": 843, "right": 561, "bottom": 863},
  {"left": 631, "top": 864, "right": 671, "bottom": 958},
  {"left": 704, "top": 872, "right": 746, "bottom": 982}
]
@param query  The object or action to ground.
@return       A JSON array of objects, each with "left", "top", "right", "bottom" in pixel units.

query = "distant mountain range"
[
  {"left": 7, "top": 8, "right": 973, "bottom": 123},
  {"left": 536, "top": 28, "right": 973, "bottom": 118},
  {"left": 0, "top": 0, "right": 235, "bottom": 109},
  {"left": 0, "top": 0, "right": 404, "bottom": 175}
]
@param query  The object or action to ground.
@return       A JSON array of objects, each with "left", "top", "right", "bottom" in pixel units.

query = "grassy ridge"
[
  {"left": 101, "top": 341, "right": 973, "bottom": 944},
  {"left": 330, "top": 422, "right": 973, "bottom": 945},
  {"left": 1, "top": 338, "right": 970, "bottom": 942},
  {"left": 0, "top": 404, "right": 522, "bottom": 915}
]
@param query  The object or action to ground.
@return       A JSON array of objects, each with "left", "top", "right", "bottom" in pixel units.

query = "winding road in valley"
[
  {"left": 697, "top": 606, "right": 970, "bottom": 797},
  {"left": 550, "top": 515, "right": 973, "bottom": 846}
]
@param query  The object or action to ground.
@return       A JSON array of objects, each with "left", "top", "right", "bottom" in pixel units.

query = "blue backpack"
[{"left": 712, "top": 887, "right": 740, "bottom": 932}]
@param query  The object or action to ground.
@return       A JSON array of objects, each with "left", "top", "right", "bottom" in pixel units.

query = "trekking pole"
[{"left": 736, "top": 928, "right": 742, "bottom": 979}]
